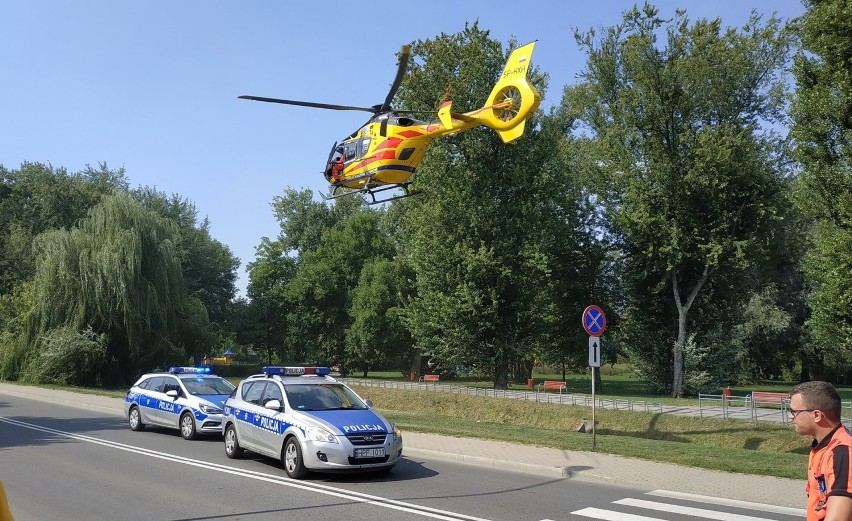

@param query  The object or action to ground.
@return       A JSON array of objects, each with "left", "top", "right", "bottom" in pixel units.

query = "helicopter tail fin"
[{"left": 480, "top": 41, "right": 541, "bottom": 143}]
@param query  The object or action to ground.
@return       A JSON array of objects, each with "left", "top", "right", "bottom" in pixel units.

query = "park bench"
[
  {"left": 419, "top": 374, "right": 440, "bottom": 383},
  {"left": 537, "top": 380, "right": 567, "bottom": 393},
  {"left": 751, "top": 391, "right": 789, "bottom": 423}
]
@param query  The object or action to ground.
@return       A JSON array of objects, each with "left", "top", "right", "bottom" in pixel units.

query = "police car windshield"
[
  {"left": 284, "top": 384, "right": 367, "bottom": 411},
  {"left": 181, "top": 376, "right": 235, "bottom": 395}
]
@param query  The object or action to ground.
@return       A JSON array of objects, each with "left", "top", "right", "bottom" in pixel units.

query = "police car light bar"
[
  {"left": 263, "top": 366, "right": 331, "bottom": 377},
  {"left": 169, "top": 366, "right": 213, "bottom": 374}
]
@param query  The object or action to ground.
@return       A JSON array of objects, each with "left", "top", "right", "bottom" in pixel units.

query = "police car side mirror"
[
  {"left": 364, "top": 399, "right": 373, "bottom": 408},
  {"left": 264, "top": 399, "right": 282, "bottom": 411},
  {"left": 166, "top": 390, "right": 179, "bottom": 398}
]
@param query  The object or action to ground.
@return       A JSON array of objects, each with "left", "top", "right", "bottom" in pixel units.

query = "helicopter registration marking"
[{"left": 502, "top": 65, "right": 527, "bottom": 79}]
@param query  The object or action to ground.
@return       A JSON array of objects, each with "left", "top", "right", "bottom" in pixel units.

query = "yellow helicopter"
[{"left": 240, "top": 41, "right": 541, "bottom": 204}]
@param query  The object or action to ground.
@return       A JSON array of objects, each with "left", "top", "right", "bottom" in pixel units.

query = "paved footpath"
[{"left": 0, "top": 382, "right": 805, "bottom": 510}]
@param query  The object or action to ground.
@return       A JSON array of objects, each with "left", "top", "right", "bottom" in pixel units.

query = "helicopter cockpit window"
[
  {"left": 358, "top": 139, "right": 371, "bottom": 157},
  {"left": 343, "top": 142, "right": 357, "bottom": 162}
]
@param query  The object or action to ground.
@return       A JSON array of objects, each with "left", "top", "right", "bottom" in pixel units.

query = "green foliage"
[
  {"left": 244, "top": 238, "right": 297, "bottom": 364},
  {"left": 790, "top": 0, "right": 852, "bottom": 371},
  {"left": 132, "top": 188, "right": 240, "bottom": 352},
  {"left": 20, "top": 194, "right": 204, "bottom": 384},
  {"left": 569, "top": 5, "right": 794, "bottom": 395},
  {"left": 395, "top": 24, "right": 600, "bottom": 389},
  {"left": 346, "top": 258, "right": 416, "bottom": 375},
  {"left": 20, "top": 326, "right": 107, "bottom": 386},
  {"left": 0, "top": 162, "right": 127, "bottom": 293},
  {"left": 286, "top": 209, "right": 394, "bottom": 371}
]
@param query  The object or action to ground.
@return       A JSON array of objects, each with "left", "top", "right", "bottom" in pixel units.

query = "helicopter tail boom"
[{"left": 433, "top": 41, "right": 541, "bottom": 143}]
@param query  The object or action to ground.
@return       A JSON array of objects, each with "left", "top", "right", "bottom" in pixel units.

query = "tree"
[
  {"left": 286, "top": 210, "right": 394, "bottom": 372},
  {"left": 0, "top": 162, "right": 127, "bottom": 294},
  {"left": 790, "top": 0, "right": 852, "bottom": 374},
  {"left": 395, "top": 25, "right": 588, "bottom": 389},
  {"left": 245, "top": 237, "right": 296, "bottom": 364},
  {"left": 16, "top": 194, "right": 210, "bottom": 385},
  {"left": 569, "top": 5, "right": 792, "bottom": 395},
  {"left": 133, "top": 188, "right": 240, "bottom": 336},
  {"left": 347, "top": 258, "right": 415, "bottom": 376}
]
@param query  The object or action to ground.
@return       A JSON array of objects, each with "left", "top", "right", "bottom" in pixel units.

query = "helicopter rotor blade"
[
  {"left": 379, "top": 45, "right": 410, "bottom": 113},
  {"left": 238, "top": 95, "right": 377, "bottom": 113}
]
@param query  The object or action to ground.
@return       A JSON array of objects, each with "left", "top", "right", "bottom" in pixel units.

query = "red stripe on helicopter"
[
  {"left": 397, "top": 130, "right": 424, "bottom": 138},
  {"left": 354, "top": 151, "right": 397, "bottom": 170},
  {"left": 374, "top": 138, "right": 403, "bottom": 151}
]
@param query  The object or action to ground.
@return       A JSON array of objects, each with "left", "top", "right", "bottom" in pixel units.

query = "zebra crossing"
[{"left": 549, "top": 490, "right": 805, "bottom": 521}]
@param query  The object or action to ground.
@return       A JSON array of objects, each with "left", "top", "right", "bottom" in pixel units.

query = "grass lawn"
[{"left": 351, "top": 384, "right": 810, "bottom": 480}]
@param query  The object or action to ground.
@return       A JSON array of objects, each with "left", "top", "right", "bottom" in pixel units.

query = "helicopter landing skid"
[{"left": 321, "top": 180, "right": 418, "bottom": 205}]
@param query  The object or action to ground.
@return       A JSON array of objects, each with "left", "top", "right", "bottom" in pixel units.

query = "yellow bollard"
[{"left": 0, "top": 481, "right": 15, "bottom": 521}]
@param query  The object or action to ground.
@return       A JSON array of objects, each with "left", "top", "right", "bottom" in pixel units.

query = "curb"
[{"left": 403, "top": 447, "right": 568, "bottom": 478}]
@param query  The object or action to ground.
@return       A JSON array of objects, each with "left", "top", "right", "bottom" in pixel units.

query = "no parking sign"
[{"left": 582, "top": 305, "right": 606, "bottom": 337}]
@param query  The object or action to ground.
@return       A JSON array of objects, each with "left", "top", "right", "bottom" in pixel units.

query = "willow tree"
[
  {"left": 21, "top": 194, "right": 210, "bottom": 384},
  {"left": 568, "top": 6, "right": 792, "bottom": 395}
]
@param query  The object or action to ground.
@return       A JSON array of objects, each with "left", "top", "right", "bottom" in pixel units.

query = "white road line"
[
  {"left": 615, "top": 498, "right": 781, "bottom": 521},
  {"left": 571, "top": 507, "right": 665, "bottom": 521},
  {"left": 646, "top": 489, "right": 805, "bottom": 517},
  {"left": 0, "top": 416, "right": 491, "bottom": 521}
]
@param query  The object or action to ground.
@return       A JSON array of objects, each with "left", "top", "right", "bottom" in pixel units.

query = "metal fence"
[
  {"left": 342, "top": 378, "right": 665, "bottom": 415},
  {"left": 342, "top": 378, "right": 852, "bottom": 425}
]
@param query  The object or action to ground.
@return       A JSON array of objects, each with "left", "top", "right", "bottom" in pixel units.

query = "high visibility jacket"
[
  {"left": 0, "top": 480, "right": 14, "bottom": 521},
  {"left": 807, "top": 425, "right": 852, "bottom": 520}
]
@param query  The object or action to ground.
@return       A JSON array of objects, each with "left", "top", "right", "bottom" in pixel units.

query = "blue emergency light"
[
  {"left": 169, "top": 366, "right": 213, "bottom": 375},
  {"left": 263, "top": 366, "right": 331, "bottom": 377}
]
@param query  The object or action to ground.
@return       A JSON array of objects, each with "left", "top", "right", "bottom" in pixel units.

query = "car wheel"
[
  {"left": 224, "top": 424, "right": 244, "bottom": 459},
  {"left": 283, "top": 438, "right": 308, "bottom": 479},
  {"left": 180, "top": 412, "right": 197, "bottom": 440},
  {"left": 128, "top": 406, "right": 145, "bottom": 431}
]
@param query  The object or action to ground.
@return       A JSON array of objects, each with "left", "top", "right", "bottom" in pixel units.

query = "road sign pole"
[
  {"left": 582, "top": 306, "right": 606, "bottom": 451},
  {"left": 591, "top": 365, "right": 596, "bottom": 448}
]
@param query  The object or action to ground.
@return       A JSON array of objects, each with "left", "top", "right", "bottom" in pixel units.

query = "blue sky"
[{"left": 1, "top": 1, "right": 805, "bottom": 297}]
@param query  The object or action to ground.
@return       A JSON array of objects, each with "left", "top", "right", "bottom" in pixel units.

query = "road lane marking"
[
  {"left": 571, "top": 507, "right": 664, "bottom": 521},
  {"left": 0, "top": 416, "right": 490, "bottom": 521},
  {"left": 615, "top": 498, "right": 780, "bottom": 521},
  {"left": 646, "top": 490, "right": 805, "bottom": 517}
]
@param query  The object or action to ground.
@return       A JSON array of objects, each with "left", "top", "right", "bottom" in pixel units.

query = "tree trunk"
[
  {"left": 494, "top": 361, "right": 509, "bottom": 390},
  {"left": 672, "top": 311, "right": 686, "bottom": 397},
  {"left": 671, "top": 266, "right": 711, "bottom": 397}
]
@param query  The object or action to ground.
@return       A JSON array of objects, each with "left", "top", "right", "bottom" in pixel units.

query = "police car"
[
  {"left": 124, "top": 366, "right": 236, "bottom": 440},
  {"left": 222, "top": 366, "right": 403, "bottom": 478}
]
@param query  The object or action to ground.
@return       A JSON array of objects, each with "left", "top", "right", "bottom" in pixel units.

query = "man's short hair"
[{"left": 790, "top": 380, "right": 842, "bottom": 422}]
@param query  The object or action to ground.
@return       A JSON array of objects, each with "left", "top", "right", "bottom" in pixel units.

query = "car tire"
[
  {"left": 180, "top": 412, "right": 197, "bottom": 440},
  {"left": 224, "top": 424, "right": 244, "bottom": 459},
  {"left": 128, "top": 406, "right": 145, "bottom": 431},
  {"left": 283, "top": 438, "right": 308, "bottom": 479}
]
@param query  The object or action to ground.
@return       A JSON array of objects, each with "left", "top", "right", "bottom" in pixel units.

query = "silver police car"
[
  {"left": 222, "top": 366, "right": 403, "bottom": 478},
  {"left": 124, "top": 366, "right": 236, "bottom": 439}
]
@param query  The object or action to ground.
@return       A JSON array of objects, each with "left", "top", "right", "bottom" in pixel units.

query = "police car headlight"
[
  {"left": 391, "top": 424, "right": 402, "bottom": 442},
  {"left": 306, "top": 427, "right": 338, "bottom": 443},
  {"left": 199, "top": 404, "right": 223, "bottom": 414}
]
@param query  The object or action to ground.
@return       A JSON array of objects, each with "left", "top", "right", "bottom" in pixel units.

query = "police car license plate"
[{"left": 354, "top": 448, "right": 385, "bottom": 458}]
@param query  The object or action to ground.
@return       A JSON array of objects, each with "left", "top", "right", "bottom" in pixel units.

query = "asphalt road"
[{"left": 0, "top": 395, "right": 805, "bottom": 521}]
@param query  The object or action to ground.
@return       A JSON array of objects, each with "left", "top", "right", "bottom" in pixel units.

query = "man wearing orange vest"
[{"left": 789, "top": 381, "right": 852, "bottom": 521}]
